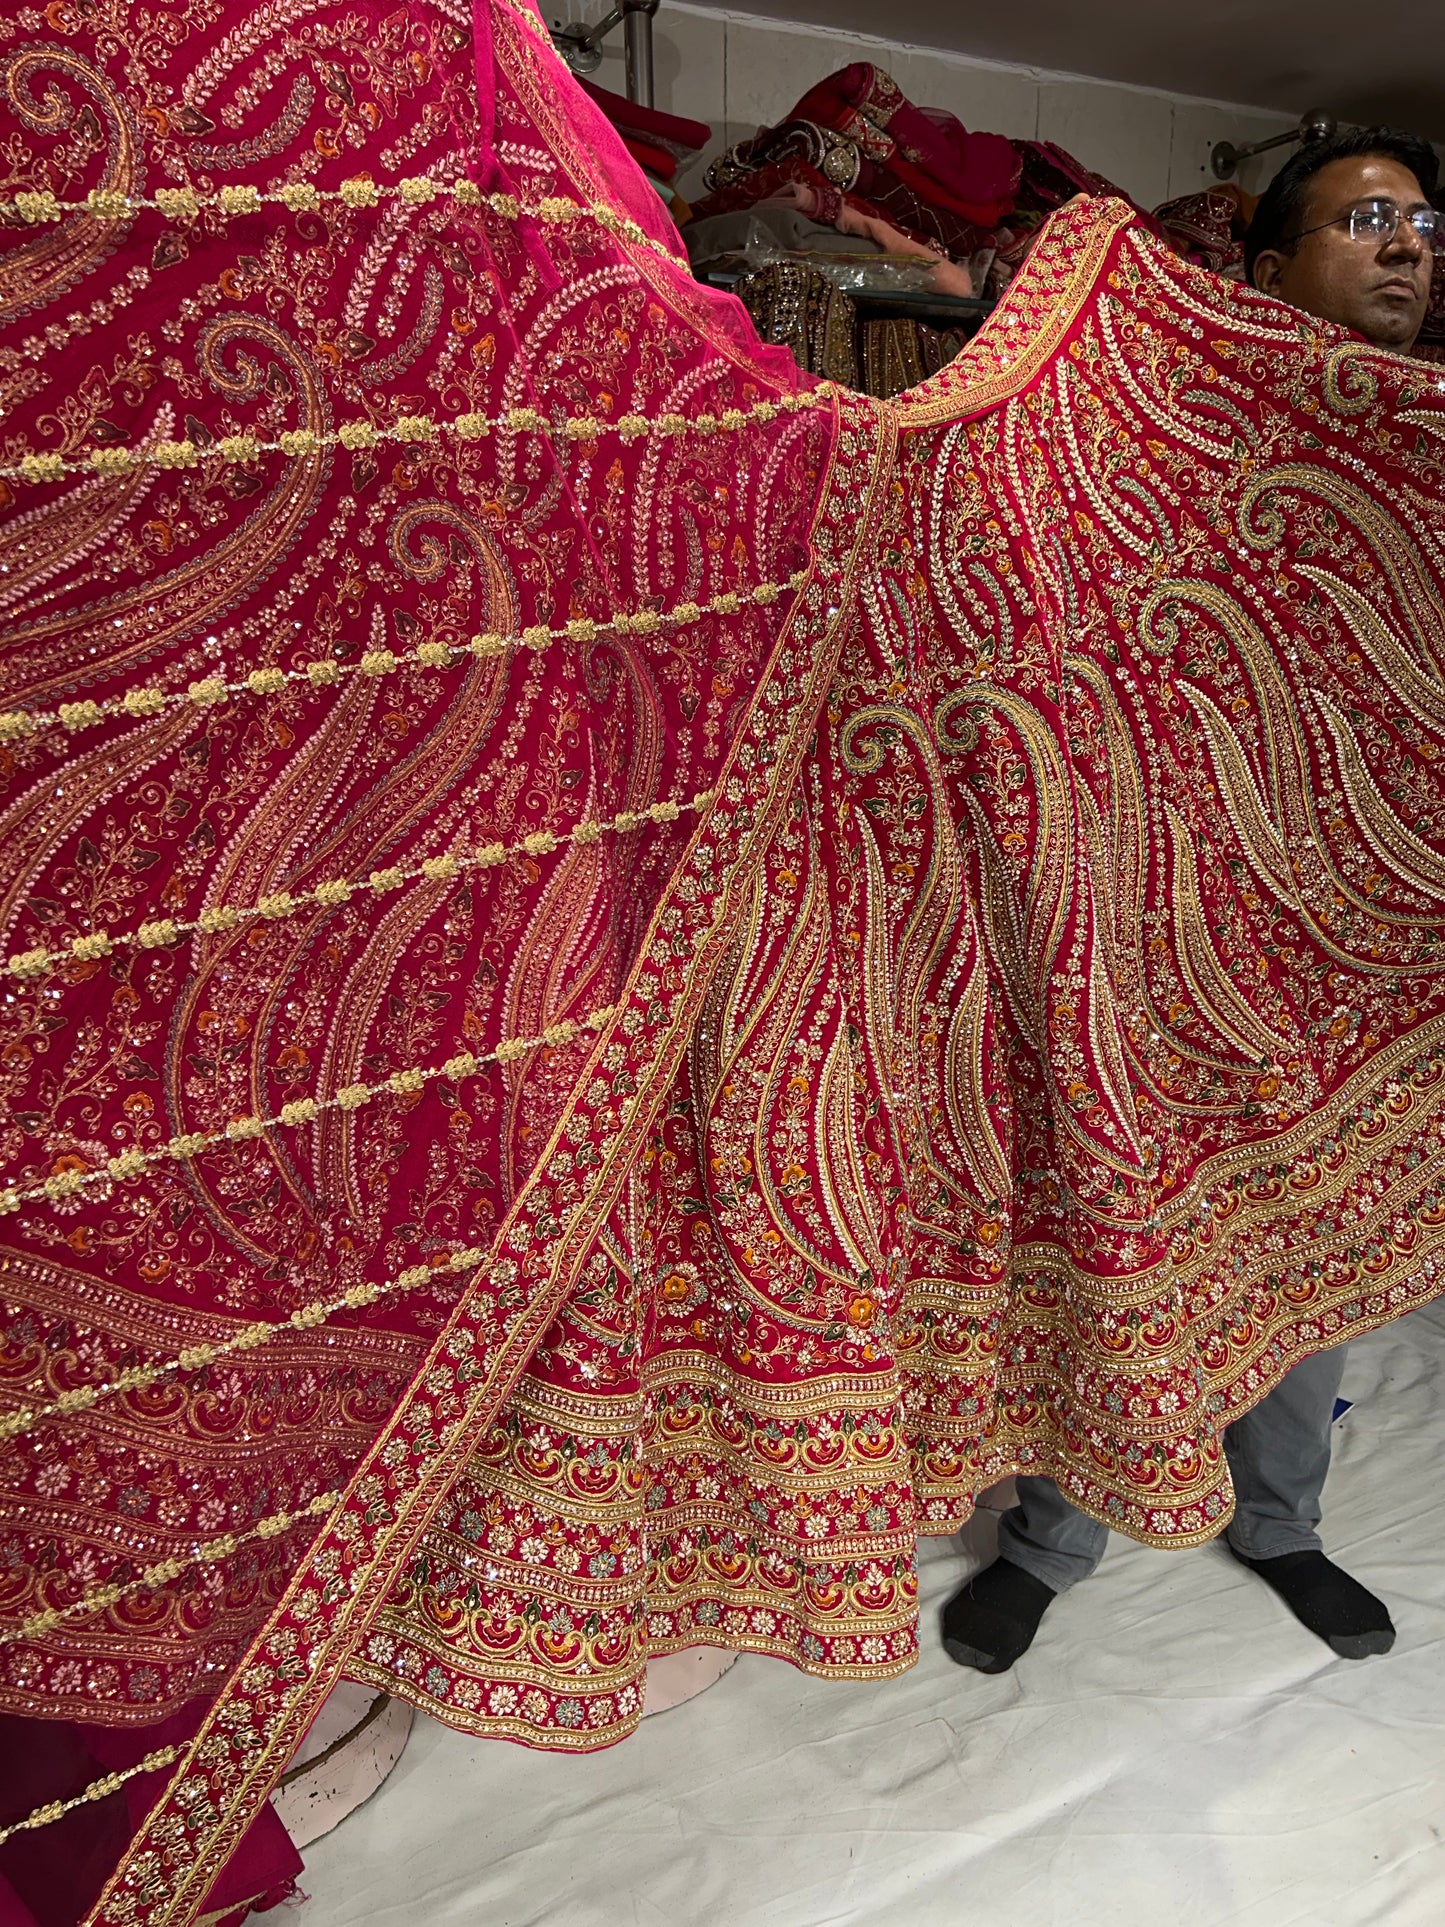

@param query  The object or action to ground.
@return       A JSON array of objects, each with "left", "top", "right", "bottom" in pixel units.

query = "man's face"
[{"left": 1252, "top": 154, "right": 1434, "bottom": 350}]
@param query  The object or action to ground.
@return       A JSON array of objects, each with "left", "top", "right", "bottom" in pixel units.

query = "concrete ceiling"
[{"left": 687, "top": 0, "right": 1445, "bottom": 137}]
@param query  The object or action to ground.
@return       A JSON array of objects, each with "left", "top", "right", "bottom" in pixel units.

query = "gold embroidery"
[
  {"left": 1165, "top": 804, "right": 1294, "bottom": 1063},
  {"left": 0, "top": 391, "right": 826, "bottom": 489},
  {"left": 0, "top": 1748, "right": 184, "bottom": 1846},
  {"left": 0, "top": 1246, "right": 486, "bottom": 1446},
  {"left": 0, "top": 1490, "right": 342, "bottom": 1647},
  {"left": 5, "top": 790, "right": 714, "bottom": 984},
  {"left": 3, "top": 174, "right": 679, "bottom": 265},
  {"left": 0, "top": 573, "right": 809, "bottom": 746},
  {"left": 1, "top": 1005, "right": 617, "bottom": 1212},
  {"left": 1315, "top": 691, "right": 1445, "bottom": 899},
  {"left": 893, "top": 199, "right": 1134, "bottom": 427}
]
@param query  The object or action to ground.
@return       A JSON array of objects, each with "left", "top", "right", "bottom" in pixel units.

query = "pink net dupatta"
[{"left": 0, "top": 0, "right": 856, "bottom": 1916}]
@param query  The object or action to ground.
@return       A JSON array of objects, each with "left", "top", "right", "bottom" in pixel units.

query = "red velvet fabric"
[
  {"left": 577, "top": 76, "right": 711, "bottom": 161},
  {"left": 0, "top": 1712, "right": 299, "bottom": 1927}
]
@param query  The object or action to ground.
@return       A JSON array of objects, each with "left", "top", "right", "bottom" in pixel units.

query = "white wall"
[{"left": 571, "top": 0, "right": 1300, "bottom": 211}]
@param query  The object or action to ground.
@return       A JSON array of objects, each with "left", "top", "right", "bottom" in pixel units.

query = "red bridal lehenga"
[{"left": 4, "top": 3, "right": 1445, "bottom": 1921}]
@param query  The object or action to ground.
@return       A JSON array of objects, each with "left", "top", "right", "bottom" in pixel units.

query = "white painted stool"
[{"left": 272, "top": 1683, "right": 414, "bottom": 1849}]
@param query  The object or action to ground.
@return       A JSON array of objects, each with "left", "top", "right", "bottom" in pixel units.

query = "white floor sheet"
[{"left": 300, "top": 1302, "right": 1445, "bottom": 1927}]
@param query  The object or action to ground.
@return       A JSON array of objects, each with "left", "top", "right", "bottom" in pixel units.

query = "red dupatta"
[{"left": 0, "top": 0, "right": 846, "bottom": 1911}]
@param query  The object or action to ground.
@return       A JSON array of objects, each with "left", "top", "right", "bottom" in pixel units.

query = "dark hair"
[{"left": 1244, "top": 125, "right": 1440, "bottom": 283}]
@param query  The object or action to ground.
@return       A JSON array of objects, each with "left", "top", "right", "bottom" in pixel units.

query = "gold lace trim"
[
  {"left": 0, "top": 390, "right": 825, "bottom": 489},
  {"left": 0, "top": 1490, "right": 342, "bottom": 1646},
  {"left": 6, "top": 790, "right": 713, "bottom": 985},
  {"left": 5, "top": 174, "right": 678, "bottom": 261},
  {"left": 0, "top": 1747, "right": 186, "bottom": 1845},
  {"left": 0, "top": 1247, "right": 489, "bottom": 1446},
  {"left": 0, "top": 1000, "right": 617, "bottom": 1213},
  {"left": 0, "top": 570, "right": 810, "bottom": 747}
]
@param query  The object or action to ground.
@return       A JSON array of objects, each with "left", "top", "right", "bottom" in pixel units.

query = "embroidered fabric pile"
[
  {"left": 684, "top": 62, "right": 1170, "bottom": 397},
  {"left": 4, "top": 4, "right": 1445, "bottom": 1922}
]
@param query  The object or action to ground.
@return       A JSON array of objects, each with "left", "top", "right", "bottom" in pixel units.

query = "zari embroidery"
[
  {"left": 3, "top": 175, "right": 683, "bottom": 263},
  {"left": 0, "top": 1246, "right": 489, "bottom": 1447},
  {"left": 0, "top": 390, "right": 826, "bottom": 489},
  {"left": 0, "top": 571, "right": 808, "bottom": 746},
  {"left": 1, "top": 1489, "right": 343, "bottom": 1647},
  {"left": 0, "top": 1747, "right": 185, "bottom": 1846},
  {"left": 2, "top": 1003, "right": 617, "bottom": 1210},
  {"left": 5, "top": 791, "right": 715, "bottom": 985}
]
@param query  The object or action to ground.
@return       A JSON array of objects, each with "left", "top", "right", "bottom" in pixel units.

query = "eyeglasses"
[{"left": 1287, "top": 197, "right": 1444, "bottom": 250}]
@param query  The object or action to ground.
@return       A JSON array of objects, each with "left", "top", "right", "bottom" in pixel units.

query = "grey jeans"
[{"left": 998, "top": 1345, "right": 1348, "bottom": 1592}]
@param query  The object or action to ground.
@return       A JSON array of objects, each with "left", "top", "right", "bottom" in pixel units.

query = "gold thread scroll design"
[
  {"left": 69, "top": 191, "right": 882, "bottom": 1917},
  {"left": 892, "top": 197, "right": 1135, "bottom": 429},
  {"left": 0, "top": 11, "right": 870, "bottom": 1911}
]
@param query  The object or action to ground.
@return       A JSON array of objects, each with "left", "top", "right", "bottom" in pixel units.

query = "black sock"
[
  {"left": 1232, "top": 1547, "right": 1395, "bottom": 1659},
  {"left": 941, "top": 1558, "right": 1057, "bottom": 1673}
]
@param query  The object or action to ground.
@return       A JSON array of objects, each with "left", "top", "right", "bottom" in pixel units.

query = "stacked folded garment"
[
  {"left": 691, "top": 63, "right": 1160, "bottom": 301},
  {"left": 694, "top": 62, "right": 1019, "bottom": 263},
  {"left": 579, "top": 76, "right": 711, "bottom": 216},
  {"left": 1152, "top": 183, "right": 1256, "bottom": 279}
]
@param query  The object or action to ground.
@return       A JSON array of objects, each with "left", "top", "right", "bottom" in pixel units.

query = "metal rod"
[
  {"left": 550, "top": 7, "right": 620, "bottom": 58},
  {"left": 622, "top": 0, "right": 659, "bottom": 108},
  {"left": 1211, "top": 109, "right": 1336, "bottom": 182},
  {"left": 583, "top": 6, "right": 623, "bottom": 51}
]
